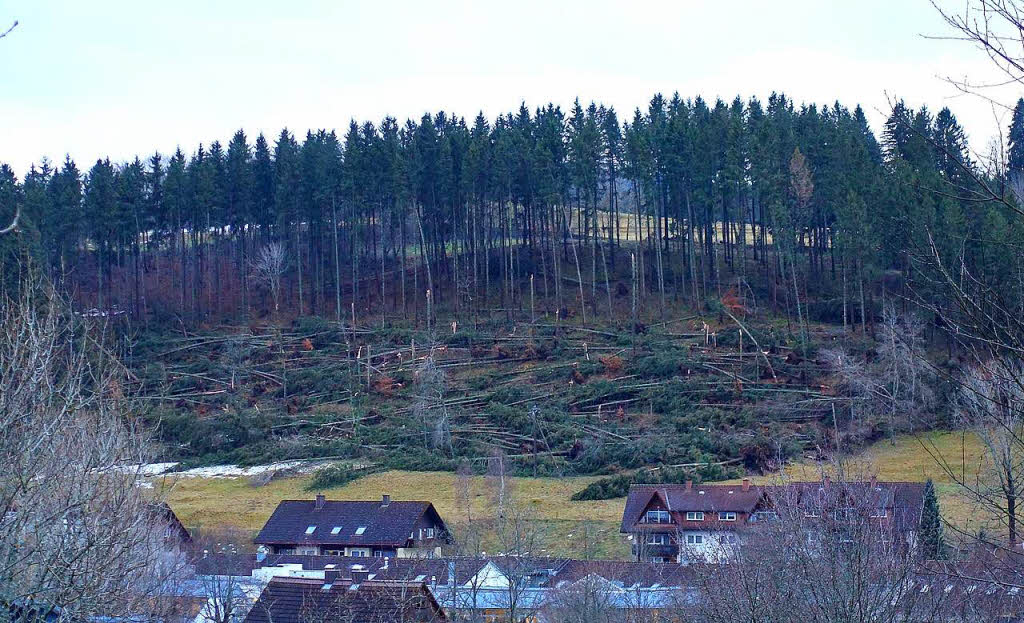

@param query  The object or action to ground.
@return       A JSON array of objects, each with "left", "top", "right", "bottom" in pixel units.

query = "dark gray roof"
[
  {"left": 763, "top": 481, "right": 926, "bottom": 532},
  {"left": 242, "top": 576, "right": 445, "bottom": 623},
  {"left": 254, "top": 499, "right": 446, "bottom": 547}
]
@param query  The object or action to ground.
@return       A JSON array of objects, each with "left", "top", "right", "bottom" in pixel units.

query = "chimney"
[
  {"left": 870, "top": 475, "right": 878, "bottom": 489},
  {"left": 381, "top": 494, "right": 391, "bottom": 507},
  {"left": 742, "top": 478, "right": 750, "bottom": 492},
  {"left": 351, "top": 567, "right": 370, "bottom": 584},
  {"left": 823, "top": 475, "right": 831, "bottom": 488},
  {"left": 315, "top": 494, "right": 326, "bottom": 510},
  {"left": 685, "top": 480, "right": 693, "bottom": 491}
]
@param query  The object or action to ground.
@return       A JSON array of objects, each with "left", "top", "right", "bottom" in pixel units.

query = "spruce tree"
[
  {"left": 920, "top": 478, "right": 945, "bottom": 560},
  {"left": 1008, "top": 98, "right": 1024, "bottom": 183}
]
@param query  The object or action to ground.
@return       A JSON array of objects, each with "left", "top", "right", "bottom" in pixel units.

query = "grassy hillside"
[
  {"left": 162, "top": 470, "right": 630, "bottom": 559},
  {"left": 163, "top": 430, "right": 989, "bottom": 559}
]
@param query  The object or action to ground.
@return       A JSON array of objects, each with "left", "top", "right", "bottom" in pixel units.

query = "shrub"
[
  {"left": 571, "top": 463, "right": 740, "bottom": 501},
  {"left": 304, "top": 464, "right": 377, "bottom": 491}
]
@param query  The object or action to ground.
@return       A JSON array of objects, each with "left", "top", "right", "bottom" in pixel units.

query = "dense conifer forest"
[{"left": 3, "top": 92, "right": 1024, "bottom": 477}]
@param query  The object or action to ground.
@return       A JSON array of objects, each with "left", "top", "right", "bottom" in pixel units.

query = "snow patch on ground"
[
  {"left": 111, "top": 462, "right": 180, "bottom": 476},
  {"left": 138, "top": 460, "right": 330, "bottom": 479}
]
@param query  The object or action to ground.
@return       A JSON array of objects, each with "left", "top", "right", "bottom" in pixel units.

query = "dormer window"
[
  {"left": 644, "top": 510, "right": 671, "bottom": 524},
  {"left": 305, "top": 525, "right": 317, "bottom": 535},
  {"left": 685, "top": 511, "right": 705, "bottom": 521}
]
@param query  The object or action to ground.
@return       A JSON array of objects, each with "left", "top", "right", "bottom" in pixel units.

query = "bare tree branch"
[{"left": 0, "top": 206, "right": 19, "bottom": 235}]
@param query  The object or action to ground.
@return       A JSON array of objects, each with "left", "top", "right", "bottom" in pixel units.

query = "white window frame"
[
  {"left": 425, "top": 527, "right": 435, "bottom": 539},
  {"left": 646, "top": 533, "right": 669, "bottom": 545},
  {"left": 685, "top": 511, "right": 705, "bottom": 521},
  {"left": 644, "top": 510, "right": 671, "bottom": 524},
  {"left": 870, "top": 508, "right": 888, "bottom": 518},
  {"left": 686, "top": 534, "right": 704, "bottom": 545},
  {"left": 720, "top": 533, "right": 738, "bottom": 544},
  {"left": 718, "top": 511, "right": 736, "bottom": 521},
  {"left": 834, "top": 508, "right": 855, "bottom": 521}
]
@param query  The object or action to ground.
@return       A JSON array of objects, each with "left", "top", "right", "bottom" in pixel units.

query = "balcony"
[{"left": 632, "top": 543, "right": 677, "bottom": 558}]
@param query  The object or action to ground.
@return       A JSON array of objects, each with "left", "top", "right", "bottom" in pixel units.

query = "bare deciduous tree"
[
  {"left": 413, "top": 349, "right": 451, "bottom": 454},
  {"left": 492, "top": 503, "right": 547, "bottom": 623},
  {"left": 485, "top": 449, "right": 513, "bottom": 517},
  {"left": 953, "top": 358, "right": 1024, "bottom": 546},
  {"left": 685, "top": 473, "right": 964, "bottom": 623},
  {"left": 250, "top": 242, "right": 286, "bottom": 314},
  {"left": 824, "top": 305, "right": 935, "bottom": 444},
  {"left": 0, "top": 285, "right": 188, "bottom": 620}
]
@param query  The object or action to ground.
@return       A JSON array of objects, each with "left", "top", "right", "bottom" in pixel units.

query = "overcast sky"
[{"left": 0, "top": 1, "right": 1016, "bottom": 177}]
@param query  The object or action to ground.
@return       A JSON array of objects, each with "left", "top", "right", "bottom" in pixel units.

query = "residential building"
[
  {"left": 242, "top": 571, "right": 447, "bottom": 623},
  {"left": 254, "top": 494, "right": 447, "bottom": 558},
  {"left": 193, "top": 553, "right": 691, "bottom": 623},
  {"left": 620, "top": 478, "right": 926, "bottom": 563}
]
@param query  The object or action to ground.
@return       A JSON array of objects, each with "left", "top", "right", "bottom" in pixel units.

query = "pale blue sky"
[{"left": 0, "top": 1, "right": 1013, "bottom": 176}]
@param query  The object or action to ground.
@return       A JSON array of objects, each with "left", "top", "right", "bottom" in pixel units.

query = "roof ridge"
[{"left": 277, "top": 499, "right": 431, "bottom": 503}]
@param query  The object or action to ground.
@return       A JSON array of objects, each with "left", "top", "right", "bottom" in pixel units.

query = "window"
[
  {"left": 718, "top": 512, "right": 736, "bottom": 521},
  {"left": 323, "top": 549, "right": 343, "bottom": 556},
  {"left": 425, "top": 527, "right": 435, "bottom": 539},
  {"left": 870, "top": 508, "right": 888, "bottom": 518},
  {"left": 685, "top": 511, "right": 705, "bottom": 521},
  {"left": 349, "top": 549, "right": 367, "bottom": 557},
  {"left": 646, "top": 533, "right": 669, "bottom": 545},
  {"left": 373, "top": 550, "right": 384, "bottom": 558},
  {"left": 752, "top": 511, "right": 778, "bottom": 522},
  {"left": 305, "top": 525, "right": 317, "bottom": 535},
  {"left": 686, "top": 534, "right": 704, "bottom": 545},
  {"left": 834, "top": 508, "right": 855, "bottom": 521},
  {"left": 330, "top": 526, "right": 342, "bottom": 535},
  {"left": 720, "top": 534, "right": 738, "bottom": 544},
  {"left": 805, "top": 509, "right": 821, "bottom": 518},
  {"left": 644, "top": 510, "right": 671, "bottom": 524},
  {"left": 355, "top": 526, "right": 366, "bottom": 535},
  {"left": 650, "top": 556, "right": 667, "bottom": 563}
]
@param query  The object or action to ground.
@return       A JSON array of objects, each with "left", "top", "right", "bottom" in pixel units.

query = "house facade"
[
  {"left": 255, "top": 495, "right": 448, "bottom": 558},
  {"left": 621, "top": 478, "right": 925, "bottom": 563},
  {"left": 621, "top": 479, "right": 760, "bottom": 563}
]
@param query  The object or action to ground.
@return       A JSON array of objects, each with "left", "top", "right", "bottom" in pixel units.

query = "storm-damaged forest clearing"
[{"left": 4, "top": 86, "right": 1022, "bottom": 548}]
